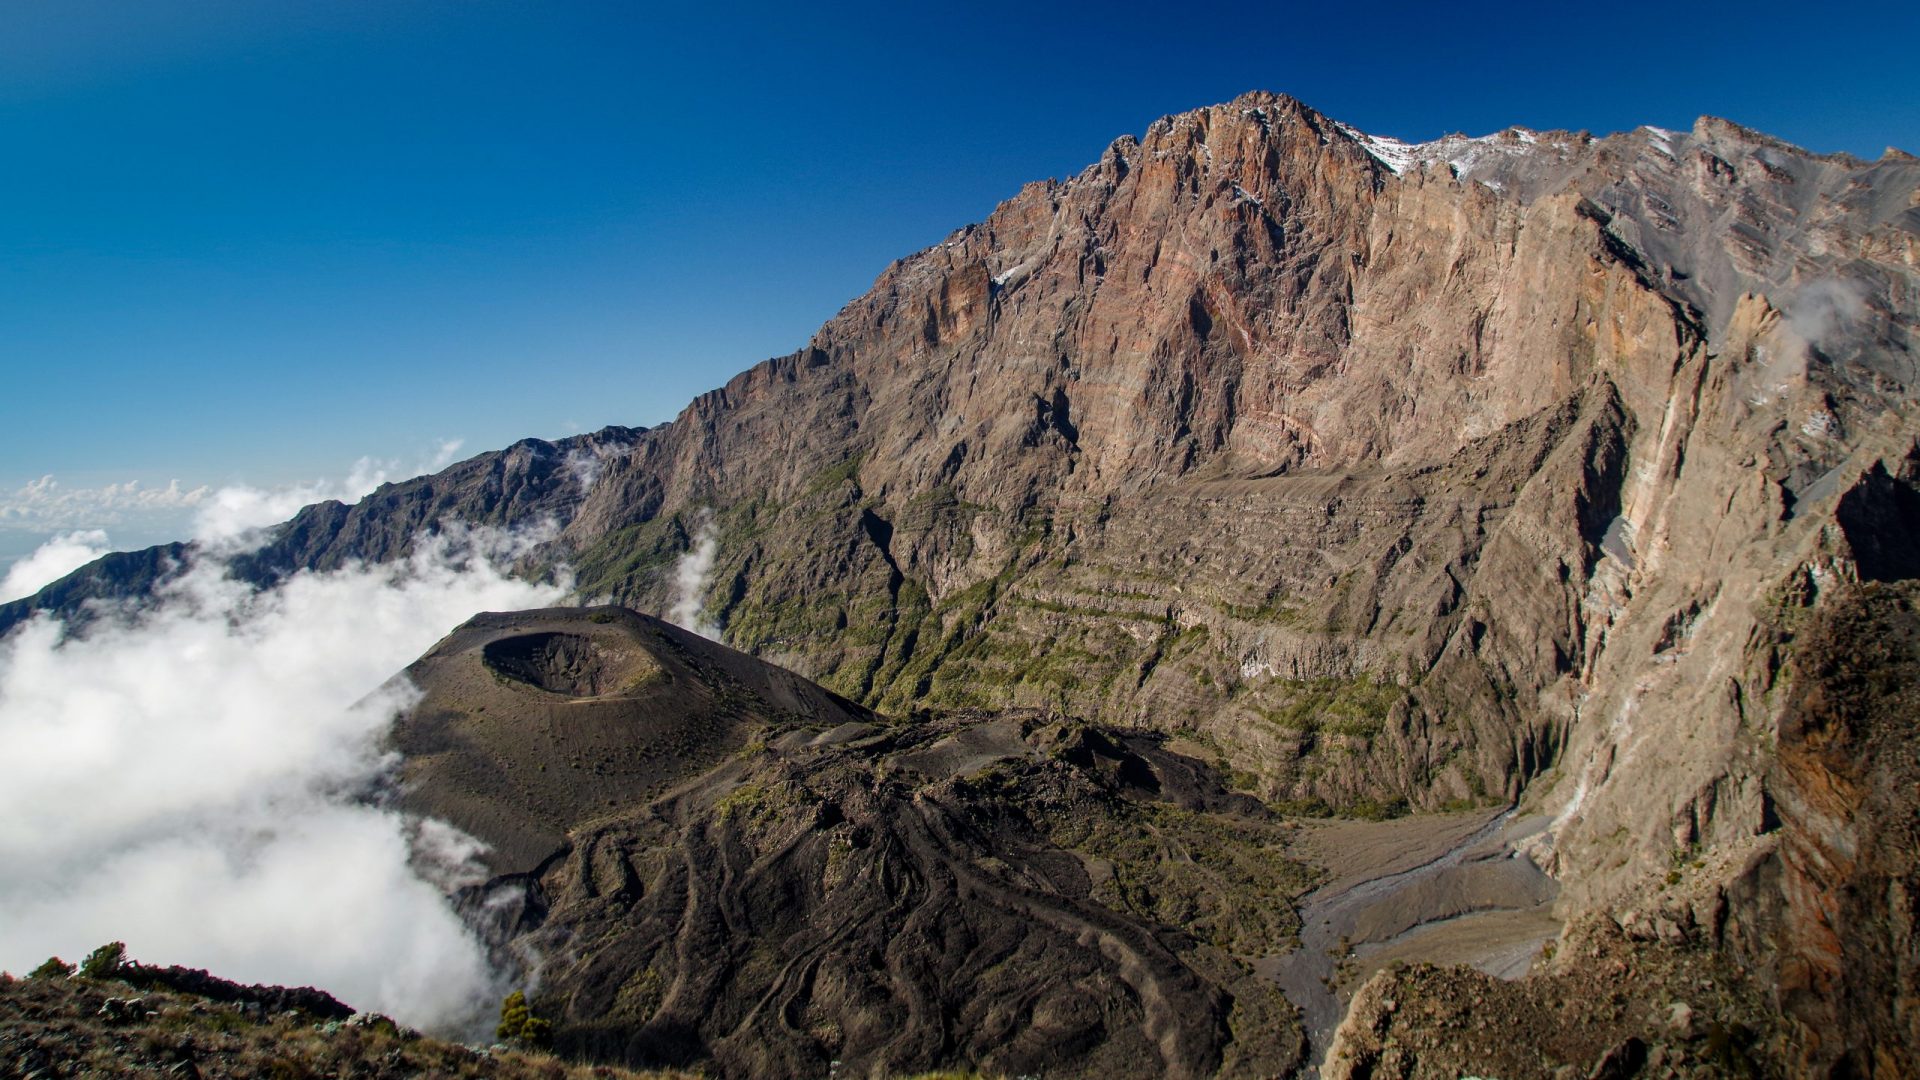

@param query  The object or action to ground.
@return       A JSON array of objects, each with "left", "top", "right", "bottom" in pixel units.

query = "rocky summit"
[{"left": 8, "top": 91, "right": 1919, "bottom": 1076}]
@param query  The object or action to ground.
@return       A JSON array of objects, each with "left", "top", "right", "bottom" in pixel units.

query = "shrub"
[
  {"left": 79, "top": 942, "right": 127, "bottom": 980},
  {"left": 497, "top": 989, "right": 553, "bottom": 1048},
  {"left": 29, "top": 956, "right": 75, "bottom": 979}
]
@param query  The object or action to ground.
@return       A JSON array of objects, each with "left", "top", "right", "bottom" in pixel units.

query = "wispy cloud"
[
  {"left": 1747, "top": 278, "right": 1874, "bottom": 407},
  {"left": 1786, "top": 278, "right": 1868, "bottom": 353},
  {"left": 561, "top": 441, "right": 632, "bottom": 496},
  {"left": 0, "top": 523, "right": 563, "bottom": 1033},
  {"left": 668, "top": 511, "right": 721, "bottom": 640}
]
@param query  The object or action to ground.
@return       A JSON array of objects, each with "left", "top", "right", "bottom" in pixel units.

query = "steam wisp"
[{"left": 669, "top": 511, "right": 721, "bottom": 640}]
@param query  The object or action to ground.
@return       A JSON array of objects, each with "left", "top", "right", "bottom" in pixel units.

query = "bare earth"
[{"left": 1270, "top": 810, "right": 1562, "bottom": 1075}]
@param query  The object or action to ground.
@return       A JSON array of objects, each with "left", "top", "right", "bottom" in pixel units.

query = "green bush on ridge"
[
  {"left": 497, "top": 989, "right": 553, "bottom": 1049},
  {"left": 78, "top": 942, "right": 126, "bottom": 980}
]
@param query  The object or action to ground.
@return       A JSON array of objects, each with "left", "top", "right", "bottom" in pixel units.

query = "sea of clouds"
[{"left": 0, "top": 520, "right": 563, "bottom": 1033}]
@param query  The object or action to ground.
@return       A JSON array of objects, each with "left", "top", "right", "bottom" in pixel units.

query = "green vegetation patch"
[
  {"left": 1222, "top": 595, "right": 1304, "bottom": 624},
  {"left": 800, "top": 452, "right": 867, "bottom": 498},
  {"left": 1048, "top": 803, "right": 1315, "bottom": 956},
  {"left": 713, "top": 778, "right": 810, "bottom": 845},
  {"left": 571, "top": 516, "right": 690, "bottom": 601},
  {"left": 1249, "top": 676, "right": 1405, "bottom": 737}
]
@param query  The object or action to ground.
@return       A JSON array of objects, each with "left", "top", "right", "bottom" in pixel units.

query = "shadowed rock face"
[
  {"left": 399, "top": 607, "right": 1316, "bottom": 1079},
  {"left": 482, "top": 631, "right": 636, "bottom": 697}
]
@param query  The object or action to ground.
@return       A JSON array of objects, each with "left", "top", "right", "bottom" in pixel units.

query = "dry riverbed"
[{"left": 1268, "top": 808, "right": 1561, "bottom": 1075}]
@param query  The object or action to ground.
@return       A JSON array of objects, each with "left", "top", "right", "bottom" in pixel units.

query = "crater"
[{"left": 483, "top": 632, "right": 617, "bottom": 697}]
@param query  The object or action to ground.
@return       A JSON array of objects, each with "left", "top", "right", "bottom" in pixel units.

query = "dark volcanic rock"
[
  {"left": 392, "top": 606, "right": 873, "bottom": 873},
  {"left": 401, "top": 607, "right": 1315, "bottom": 1078},
  {"left": 117, "top": 964, "right": 354, "bottom": 1021}
]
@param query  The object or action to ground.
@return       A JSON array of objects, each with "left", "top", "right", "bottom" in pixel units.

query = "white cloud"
[
  {"left": 193, "top": 440, "right": 467, "bottom": 552},
  {"left": 0, "top": 439, "right": 469, "bottom": 556},
  {"left": 668, "top": 511, "right": 721, "bottom": 640},
  {"left": 0, "top": 476, "right": 210, "bottom": 534},
  {"left": 187, "top": 460, "right": 382, "bottom": 549},
  {"left": 0, "top": 530, "right": 113, "bottom": 603},
  {"left": 0, "top": 523, "right": 564, "bottom": 1033}
]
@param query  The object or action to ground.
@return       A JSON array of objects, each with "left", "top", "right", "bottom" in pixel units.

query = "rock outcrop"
[{"left": 0, "top": 962, "right": 668, "bottom": 1080}]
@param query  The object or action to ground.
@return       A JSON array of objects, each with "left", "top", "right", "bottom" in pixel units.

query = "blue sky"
[{"left": 2, "top": 0, "right": 1916, "bottom": 559}]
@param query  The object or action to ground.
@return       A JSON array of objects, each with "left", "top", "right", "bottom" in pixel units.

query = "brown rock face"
[{"left": 1723, "top": 582, "right": 1920, "bottom": 1077}]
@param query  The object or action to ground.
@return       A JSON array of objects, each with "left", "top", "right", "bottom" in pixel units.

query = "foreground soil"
[{"left": 0, "top": 967, "right": 689, "bottom": 1080}]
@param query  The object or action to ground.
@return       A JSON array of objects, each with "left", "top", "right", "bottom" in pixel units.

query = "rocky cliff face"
[{"left": 9, "top": 91, "right": 1918, "bottom": 1073}]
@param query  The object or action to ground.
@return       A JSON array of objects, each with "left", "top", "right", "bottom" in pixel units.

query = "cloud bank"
[
  {"left": 0, "top": 476, "right": 210, "bottom": 534},
  {"left": 190, "top": 439, "right": 466, "bottom": 550},
  {"left": 0, "top": 524, "right": 562, "bottom": 1032},
  {"left": 0, "top": 529, "right": 113, "bottom": 603},
  {"left": 0, "top": 439, "right": 468, "bottom": 564}
]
